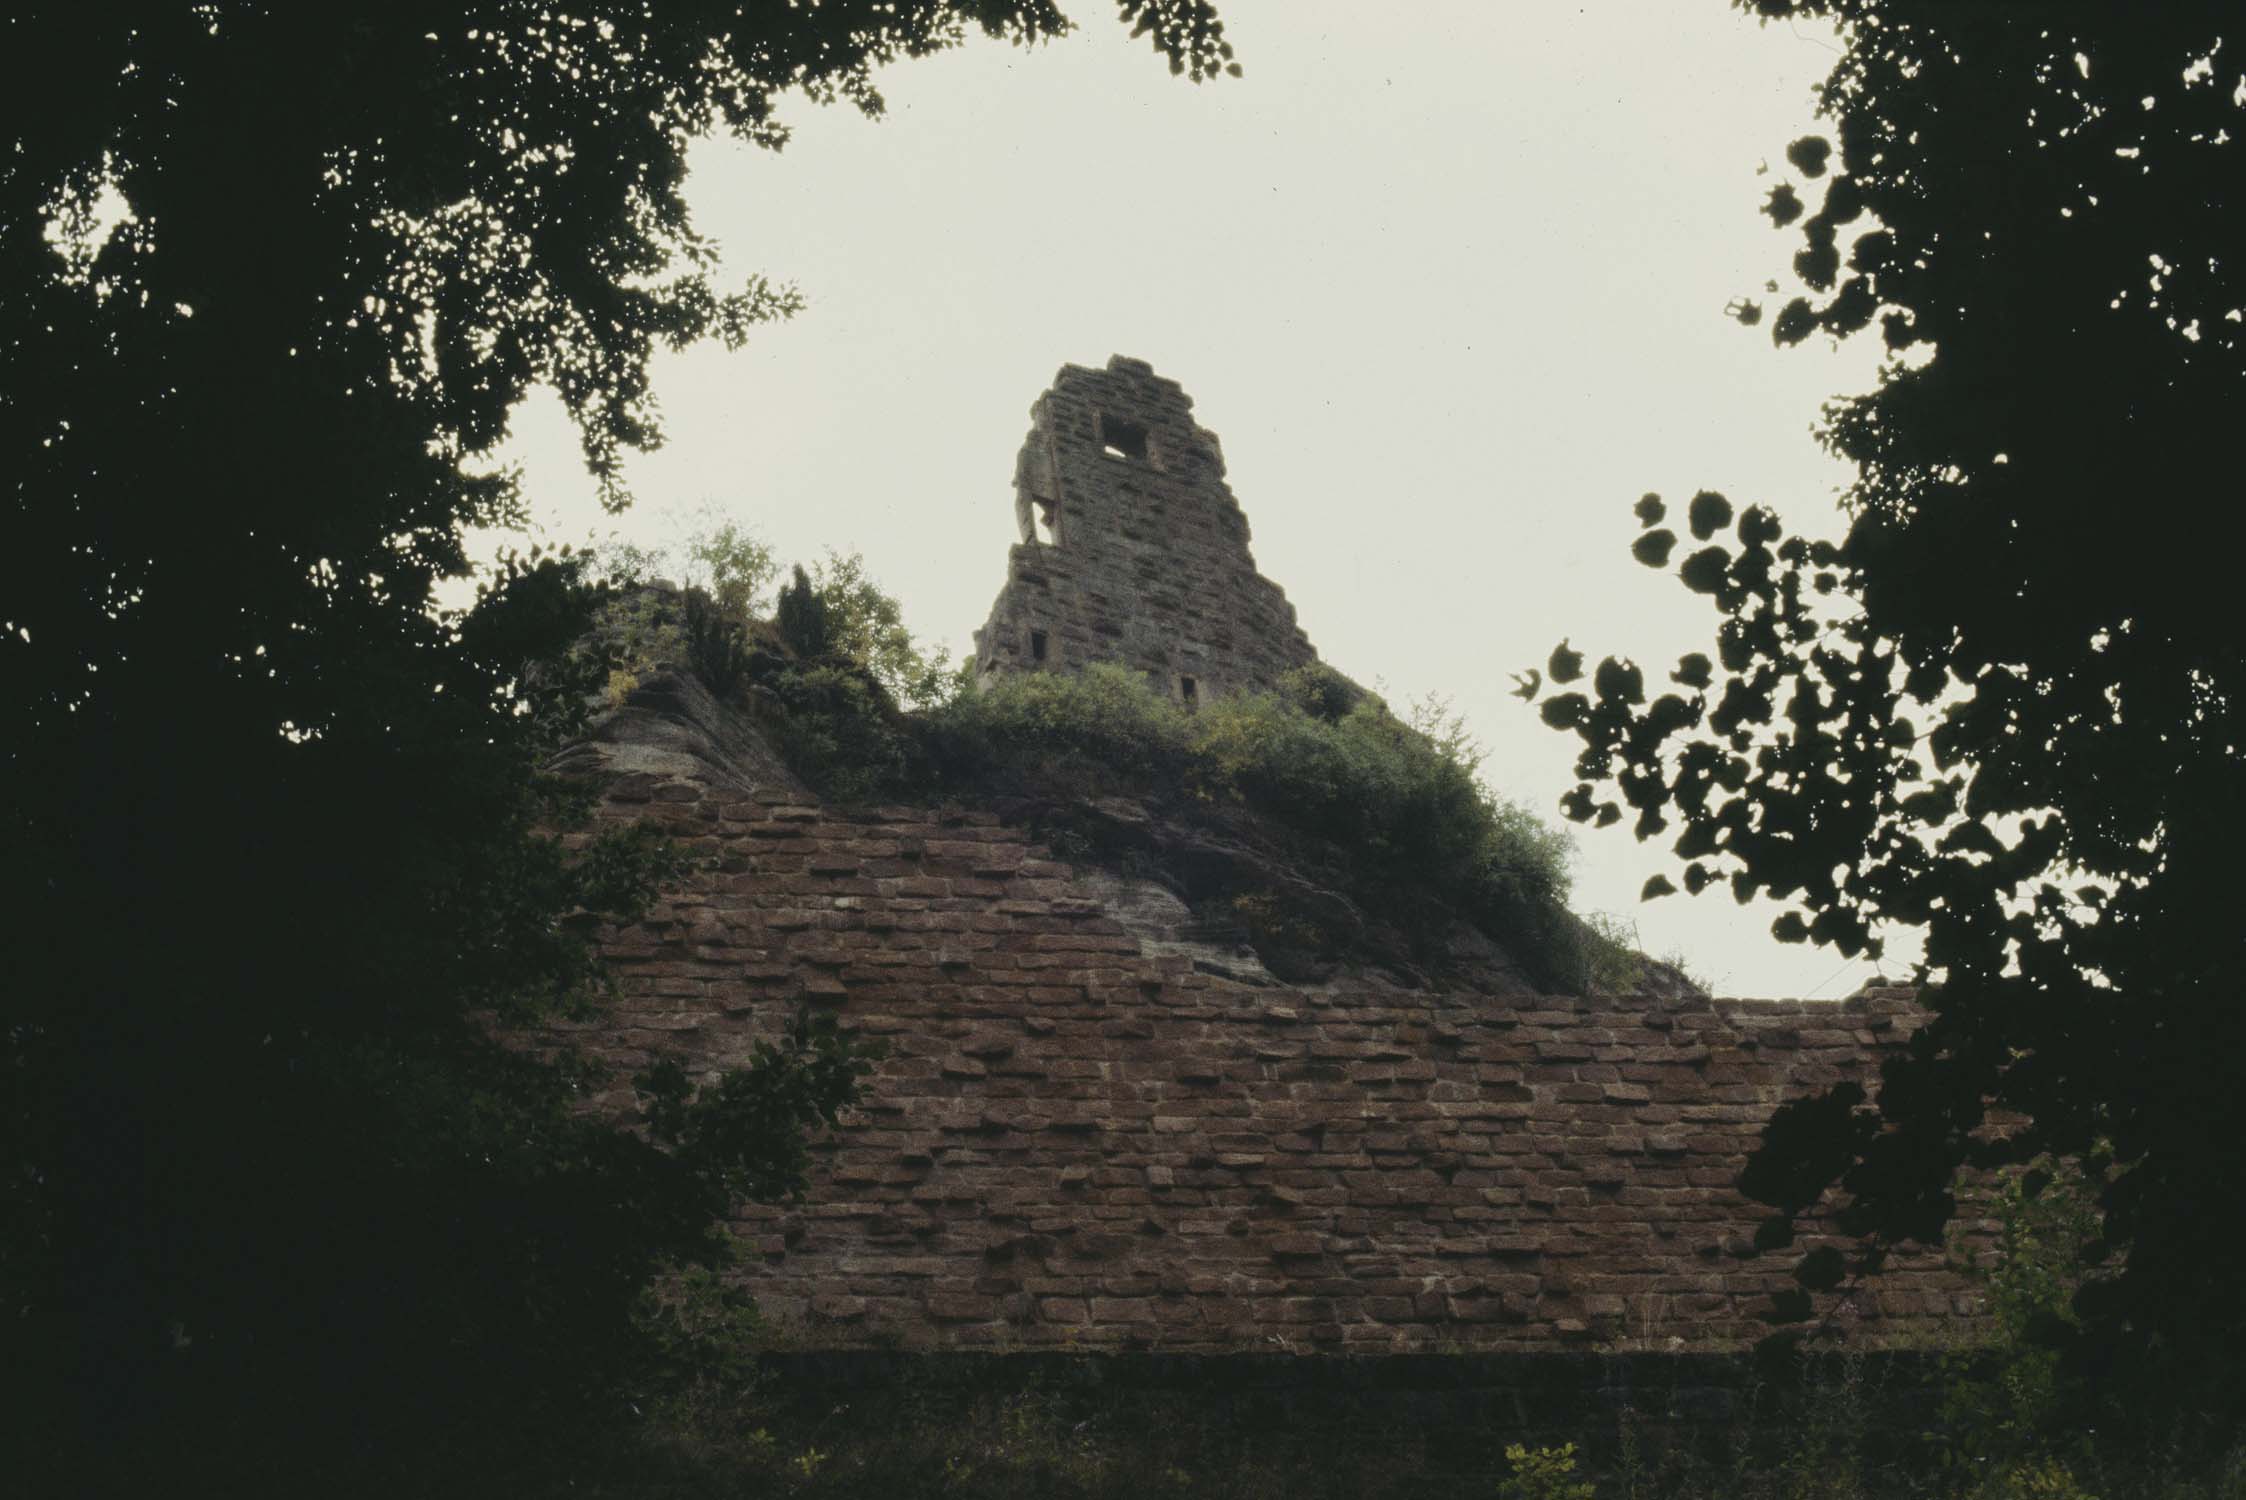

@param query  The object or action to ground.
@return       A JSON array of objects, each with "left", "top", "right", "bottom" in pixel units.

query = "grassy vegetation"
[
  {"left": 676, "top": 617, "right": 1605, "bottom": 988},
  {"left": 555, "top": 1340, "right": 2245, "bottom": 1500},
  {"left": 584, "top": 520, "right": 1621, "bottom": 989},
  {"left": 921, "top": 662, "right": 1590, "bottom": 986}
]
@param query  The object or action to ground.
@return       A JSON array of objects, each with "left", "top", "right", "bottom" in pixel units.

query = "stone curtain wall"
[
  {"left": 560, "top": 743, "right": 1982, "bottom": 1356},
  {"left": 970, "top": 356, "right": 1321, "bottom": 702}
]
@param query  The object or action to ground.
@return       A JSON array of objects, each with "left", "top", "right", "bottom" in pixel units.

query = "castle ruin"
[
  {"left": 557, "top": 357, "right": 1979, "bottom": 1357},
  {"left": 971, "top": 356, "right": 1319, "bottom": 703}
]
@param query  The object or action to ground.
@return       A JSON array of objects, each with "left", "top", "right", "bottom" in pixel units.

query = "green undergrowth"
[
  {"left": 919, "top": 662, "right": 1592, "bottom": 988},
  {"left": 546, "top": 1095, "right": 2243, "bottom": 1500},
  {"left": 706, "top": 623, "right": 1599, "bottom": 988},
  {"left": 558, "top": 1343, "right": 2246, "bottom": 1500},
  {"left": 570, "top": 1290, "right": 2245, "bottom": 1500},
  {"left": 587, "top": 525, "right": 1633, "bottom": 990}
]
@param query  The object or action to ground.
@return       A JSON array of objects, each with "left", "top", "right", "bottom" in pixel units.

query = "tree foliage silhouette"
[
  {"left": 777, "top": 562, "right": 835, "bottom": 661},
  {"left": 1530, "top": 0, "right": 2245, "bottom": 1419},
  {"left": 1, "top": 4, "right": 1232, "bottom": 1491}
]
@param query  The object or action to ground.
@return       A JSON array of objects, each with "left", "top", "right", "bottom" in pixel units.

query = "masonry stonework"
[
  {"left": 552, "top": 358, "right": 1984, "bottom": 1356},
  {"left": 556, "top": 704, "right": 1977, "bottom": 1356},
  {"left": 971, "top": 356, "right": 1319, "bottom": 703}
]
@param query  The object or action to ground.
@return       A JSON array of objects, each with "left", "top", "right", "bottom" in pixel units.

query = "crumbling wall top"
[{"left": 974, "top": 356, "right": 1319, "bottom": 702}]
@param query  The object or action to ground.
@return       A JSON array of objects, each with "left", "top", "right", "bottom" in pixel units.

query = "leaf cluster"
[
  {"left": 3, "top": 2, "right": 1234, "bottom": 1490},
  {"left": 1534, "top": 1, "right": 2246, "bottom": 1417},
  {"left": 805, "top": 548, "right": 959, "bottom": 711},
  {"left": 1497, "top": 1443, "right": 1598, "bottom": 1500},
  {"left": 777, "top": 563, "right": 836, "bottom": 660},
  {"left": 637, "top": 1008, "right": 876, "bottom": 1208}
]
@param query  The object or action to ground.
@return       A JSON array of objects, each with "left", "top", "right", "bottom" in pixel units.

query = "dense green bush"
[
  {"left": 776, "top": 564, "right": 833, "bottom": 660},
  {"left": 925, "top": 662, "right": 1196, "bottom": 791},
  {"left": 762, "top": 662, "right": 919, "bottom": 806},
  {"left": 1930, "top": 1156, "right": 2117, "bottom": 1499},
  {"left": 584, "top": 540, "right": 1594, "bottom": 985},
  {"left": 683, "top": 592, "right": 752, "bottom": 700},
  {"left": 1278, "top": 660, "right": 1363, "bottom": 724},
  {"left": 918, "top": 664, "right": 1589, "bottom": 986},
  {"left": 599, "top": 524, "right": 957, "bottom": 708},
  {"left": 1193, "top": 684, "right": 1570, "bottom": 896},
  {"left": 809, "top": 548, "right": 958, "bottom": 711},
  {"left": 568, "top": 1338, "right": 2246, "bottom": 1500}
]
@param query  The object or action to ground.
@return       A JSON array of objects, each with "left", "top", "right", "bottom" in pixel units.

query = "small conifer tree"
[{"left": 776, "top": 564, "right": 831, "bottom": 659}]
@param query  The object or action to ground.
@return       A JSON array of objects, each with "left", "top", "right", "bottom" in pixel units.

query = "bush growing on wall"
[
  {"left": 580, "top": 537, "right": 1595, "bottom": 986},
  {"left": 599, "top": 511, "right": 780, "bottom": 618},
  {"left": 925, "top": 662, "right": 1196, "bottom": 791},
  {"left": 807, "top": 548, "right": 958, "bottom": 711},
  {"left": 776, "top": 565, "right": 833, "bottom": 661},
  {"left": 1931, "top": 1156, "right": 2116, "bottom": 1498},
  {"left": 1278, "top": 661, "right": 1363, "bottom": 724},
  {"left": 763, "top": 664, "right": 919, "bottom": 807},
  {"left": 684, "top": 593, "right": 753, "bottom": 700},
  {"left": 683, "top": 520, "right": 780, "bottom": 625},
  {"left": 1195, "top": 687, "right": 1569, "bottom": 887},
  {"left": 590, "top": 526, "right": 954, "bottom": 718},
  {"left": 918, "top": 664, "right": 1590, "bottom": 986},
  {"left": 1497, "top": 1443, "right": 1597, "bottom": 1500}
]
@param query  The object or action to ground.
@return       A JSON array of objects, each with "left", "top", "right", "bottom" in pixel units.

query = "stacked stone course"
[
  {"left": 972, "top": 355, "right": 1319, "bottom": 701},
  {"left": 560, "top": 754, "right": 1978, "bottom": 1354},
  {"left": 554, "top": 356, "right": 1983, "bottom": 1355}
]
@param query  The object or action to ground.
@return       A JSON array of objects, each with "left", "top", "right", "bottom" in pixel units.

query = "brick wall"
[{"left": 557, "top": 715, "right": 1981, "bottom": 1356}]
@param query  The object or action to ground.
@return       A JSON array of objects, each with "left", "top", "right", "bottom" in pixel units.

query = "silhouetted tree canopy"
[
  {"left": 1, "top": 4, "right": 1230, "bottom": 1492},
  {"left": 1533, "top": 0, "right": 2244, "bottom": 1423}
]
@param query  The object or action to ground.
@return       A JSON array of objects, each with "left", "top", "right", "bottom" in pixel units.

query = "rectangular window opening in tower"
[
  {"left": 1030, "top": 630, "right": 1048, "bottom": 663},
  {"left": 1179, "top": 674, "right": 1198, "bottom": 706},
  {"left": 1098, "top": 413, "right": 1149, "bottom": 463}
]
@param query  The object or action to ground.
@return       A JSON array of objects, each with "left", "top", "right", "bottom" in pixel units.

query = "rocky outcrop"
[{"left": 549, "top": 664, "right": 803, "bottom": 797}]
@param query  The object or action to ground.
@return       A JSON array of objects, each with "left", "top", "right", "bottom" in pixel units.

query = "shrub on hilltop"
[
  {"left": 590, "top": 535, "right": 1602, "bottom": 989},
  {"left": 925, "top": 664, "right": 1589, "bottom": 988}
]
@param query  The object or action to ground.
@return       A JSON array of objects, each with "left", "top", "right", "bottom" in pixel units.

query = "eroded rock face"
[
  {"left": 549, "top": 665, "right": 805, "bottom": 797},
  {"left": 973, "top": 790, "right": 1548, "bottom": 997},
  {"left": 971, "top": 356, "right": 1320, "bottom": 704},
  {"left": 553, "top": 677, "right": 1980, "bottom": 1356},
  {"left": 1064, "top": 870, "right": 1284, "bottom": 990}
]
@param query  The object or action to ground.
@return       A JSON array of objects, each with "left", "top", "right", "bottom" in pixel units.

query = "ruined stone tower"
[{"left": 971, "top": 356, "right": 1319, "bottom": 703}]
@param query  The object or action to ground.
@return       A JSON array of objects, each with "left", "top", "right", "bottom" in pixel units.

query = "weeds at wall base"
[{"left": 556, "top": 1346, "right": 2245, "bottom": 1500}]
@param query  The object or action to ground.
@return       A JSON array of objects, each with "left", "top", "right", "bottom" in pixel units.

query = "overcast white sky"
[{"left": 482, "top": 1, "right": 1911, "bottom": 999}]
